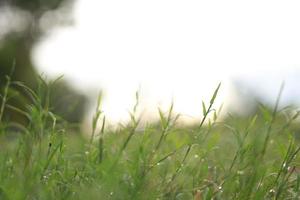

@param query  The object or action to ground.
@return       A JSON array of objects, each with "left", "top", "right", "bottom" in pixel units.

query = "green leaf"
[
  {"left": 248, "top": 114, "right": 258, "bottom": 129},
  {"left": 202, "top": 101, "right": 207, "bottom": 116},
  {"left": 213, "top": 111, "right": 217, "bottom": 121},
  {"left": 210, "top": 83, "right": 221, "bottom": 105},
  {"left": 259, "top": 105, "right": 272, "bottom": 122},
  {"left": 158, "top": 108, "right": 167, "bottom": 129}
]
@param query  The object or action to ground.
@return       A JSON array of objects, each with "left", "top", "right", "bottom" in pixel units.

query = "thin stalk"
[
  {"left": 261, "top": 82, "right": 284, "bottom": 157},
  {"left": 98, "top": 116, "right": 105, "bottom": 164},
  {"left": 89, "top": 92, "right": 103, "bottom": 148},
  {"left": 0, "top": 76, "right": 11, "bottom": 123}
]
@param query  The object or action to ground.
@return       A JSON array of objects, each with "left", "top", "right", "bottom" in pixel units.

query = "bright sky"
[{"left": 33, "top": 0, "right": 300, "bottom": 123}]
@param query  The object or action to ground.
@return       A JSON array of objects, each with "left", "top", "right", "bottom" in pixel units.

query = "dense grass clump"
[{"left": 0, "top": 77, "right": 300, "bottom": 200}]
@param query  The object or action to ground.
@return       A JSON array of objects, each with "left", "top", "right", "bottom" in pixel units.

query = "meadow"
[{"left": 0, "top": 76, "right": 300, "bottom": 200}]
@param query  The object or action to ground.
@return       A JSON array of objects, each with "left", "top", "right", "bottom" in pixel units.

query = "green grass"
[{"left": 1, "top": 77, "right": 300, "bottom": 199}]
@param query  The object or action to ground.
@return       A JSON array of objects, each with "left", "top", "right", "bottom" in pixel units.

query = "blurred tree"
[{"left": 0, "top": 0, "right": 86, "bottom": 124}]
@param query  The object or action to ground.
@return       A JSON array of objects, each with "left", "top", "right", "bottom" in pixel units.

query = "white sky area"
[{"left": 33, "top": 0, "right": 300, "bottom": 124}]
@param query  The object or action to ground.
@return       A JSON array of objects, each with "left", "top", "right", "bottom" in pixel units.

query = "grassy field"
[{"left": 1, "top": 77, "right": 300, "bottom": 200}]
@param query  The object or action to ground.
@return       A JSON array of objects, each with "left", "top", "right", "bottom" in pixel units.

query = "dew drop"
[
  {"left": 237, "top": 170, "right": 244, "bottom": 175},
  {"left": 283, "top": 162, "right": 287, "bottom": 168}
]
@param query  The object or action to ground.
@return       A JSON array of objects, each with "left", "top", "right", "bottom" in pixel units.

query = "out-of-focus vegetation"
[
  {"left": 0, "top": 79, "right": 300, "bottom": 199},
  {"left": 0, "top": 0, "right": 86, "bottom": 124}
]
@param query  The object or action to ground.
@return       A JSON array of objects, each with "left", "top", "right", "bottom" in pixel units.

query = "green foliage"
[
  {"left": 0, "top": 80, "right": 300, "bottom": 199},
  {"left": 0, "top": 0, "right": 85, "bottom": 124},
  {"left": 11, "top": 0, "right": 65, "bottom": 13}
]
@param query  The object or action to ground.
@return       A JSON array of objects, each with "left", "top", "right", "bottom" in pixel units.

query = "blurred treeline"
[{"left": 0, "top": 0, "right": 86, "bottom": 124}]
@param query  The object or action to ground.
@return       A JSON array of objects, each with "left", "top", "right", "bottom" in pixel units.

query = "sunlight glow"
[{"left": 33, "top": 0, "right": 300, "bottom": 123}]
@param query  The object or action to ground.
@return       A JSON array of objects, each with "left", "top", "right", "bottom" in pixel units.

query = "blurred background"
[{"left": 1, "top": 0, "right": 300, "bottom": 126}]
